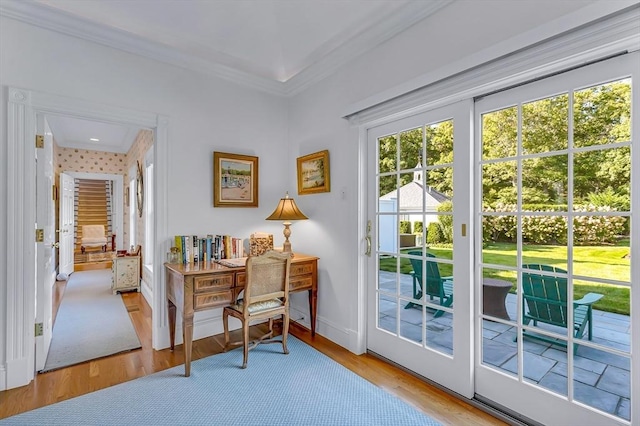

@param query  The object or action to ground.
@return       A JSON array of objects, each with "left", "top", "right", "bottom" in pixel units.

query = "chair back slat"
[
  {"left": 522, "top": 264, "right": 568, "bottom": 328},
  {"left": 408, "top": 251, "right": 444, "bottom": 298}
]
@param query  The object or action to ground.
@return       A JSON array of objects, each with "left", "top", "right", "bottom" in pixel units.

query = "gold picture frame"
[
  {"left": 213, "top": 151, "right": 259, "bottom": 207},
  {"left": 297, "top": 150, "right": 330, "bottom": 195}
]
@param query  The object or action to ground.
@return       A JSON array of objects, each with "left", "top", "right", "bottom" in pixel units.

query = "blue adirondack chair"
[
  {"left": 518, "top": 264, "right": 603, "bottom": 351},
  {"left": 404, "top": 251, "right": 453, "bottom": 317}
]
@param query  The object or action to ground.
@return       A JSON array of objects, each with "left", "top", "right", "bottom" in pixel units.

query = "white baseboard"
[{"left": 0, "top": 364, "right": 6, "bottom": 391}]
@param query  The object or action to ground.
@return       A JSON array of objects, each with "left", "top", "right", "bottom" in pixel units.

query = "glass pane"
[
  {"left": 400, "top": 298, "right": 423, "bottom": 344},
  {"left": 522, "top": 93, "right": 569, "bottom": 154},
  {"left": 482, "top": 268, "right": 516, "bottom": 322},
  {"left": 522, "top": 215, "right": 568, "bottom": 269},
  {"left": 378, "top": 254, "right": 397, "bottom": 294},
  {"left": 378, "top": 293, "right": 397, "bottom": 335},
  {"left": 482, "top": 216, "right": 517, "bottom": 267},
  {"left": 421, "top": 256, "right": 453, "bottom": 315},
  {"left": 522, "top": 155, "right": 568, "bottom": 209},
  {"left": 378, "top": 213, "right": 398, "bottom": 254},
  {"left": 521, "top": 268, "right": 569, "bottom": 344},
  {"left": 573, "top": 344, "right": 631, "bottom": 421},
  {"left": 482, "top": 161, "right": 517, "bottom": 209},
  {"left": 482, "top": 106, "right": 517, "bottom": 160},
  {"left": 481, "top": 318, "right": 517, "bottom": 377},
  {"left": 573, "top": 216, "right": 630, "bottom": 282},
  {"left": 573, "top": 281, "right": 629, "bottom": 353},
  {"left": 399, "top": 127, "right": 423, "bottom": 171},
  {"left": 574, "top": 146, "right": 630, "bottom": 208},
  {"left": 426, "top": 119, "right": 453, "bottom": 166},
  {"left": 425, "top": 166, "right": 452, "bottom": 209},
  {"left": 524, "top": 347, "right": 567, "bottom": 397},
  {"left": 574, "top": 79, "right": 631, "bottom": 148},
  {"left": 426, "top": 308, "right": 454, "bottom": 356},
  {"left": 378, "top": 134, "right": 397, "bottom": 173},
  {"left": 398, "top": 172, "right": 422, "bottom": 216},
  {"left": 399, "top": 252, "right": 418, "bottom": 299}
]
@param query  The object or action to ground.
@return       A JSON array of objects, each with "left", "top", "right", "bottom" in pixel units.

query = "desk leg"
[
  {"left": 168, "top": 299, "right": 176, "bottom": 351},
  {"left": 183, "top": 314, "right": 194, "bottom": 377},
  {"left": 309, "top": 288, "right": 317, "bottom": 336}
]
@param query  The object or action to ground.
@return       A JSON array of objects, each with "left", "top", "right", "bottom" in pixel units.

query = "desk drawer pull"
[
  {"left": 291, "top": 263, "right": 313, "bottom": 276},
  {"left": 194, "top": 274, "right": 234, "bottom": 291}
]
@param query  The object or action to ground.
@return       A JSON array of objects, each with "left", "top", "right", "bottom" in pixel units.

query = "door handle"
[
  {"left": 48, "top": 242, "right": 60, "bottom": 248},
  {"left": 364, "top": 220, "right": 372, "bottom": 257}
]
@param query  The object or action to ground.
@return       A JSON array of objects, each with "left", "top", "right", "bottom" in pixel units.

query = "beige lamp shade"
[{"left": 266, "top": 192, "right": 308, "bottom": 253}]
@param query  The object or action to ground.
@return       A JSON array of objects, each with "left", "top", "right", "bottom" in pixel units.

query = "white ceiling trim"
[{"left": 0, "top": 0, "right": 452, "bottom": 98}]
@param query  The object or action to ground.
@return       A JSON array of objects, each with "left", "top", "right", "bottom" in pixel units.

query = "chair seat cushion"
[
  {"left": 231, "top": 298, "right": 283, "bottom": 314},
  {"left": 81, "top": 237, "right": 108, "bottom": 245}
]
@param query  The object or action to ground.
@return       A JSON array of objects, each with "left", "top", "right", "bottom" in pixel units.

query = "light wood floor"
[{"left": 0, "top": 283, "right": 507, "bottom": 425}]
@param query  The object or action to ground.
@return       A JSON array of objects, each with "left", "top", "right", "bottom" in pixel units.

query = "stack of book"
[{"left": 172, "top": 235, "right": 244, "bottom": 264}]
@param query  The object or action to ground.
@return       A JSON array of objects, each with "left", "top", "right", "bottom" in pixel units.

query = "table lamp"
[{"left": 266, "top": 192, "right": 308, "bottom": 254}]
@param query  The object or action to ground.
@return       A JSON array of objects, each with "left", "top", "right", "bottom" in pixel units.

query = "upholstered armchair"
[{"left": 80, "top": 224, "right": 108, "bottom": 253}]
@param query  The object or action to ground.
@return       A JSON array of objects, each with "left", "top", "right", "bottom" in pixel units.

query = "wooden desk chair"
[{"left": 223, "top": 251, "right": 292, "bottom": 368}]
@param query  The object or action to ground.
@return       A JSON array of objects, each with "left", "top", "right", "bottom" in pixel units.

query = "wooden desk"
[{"left": 165, "top": 253, "right": 318, "bottom": 376}]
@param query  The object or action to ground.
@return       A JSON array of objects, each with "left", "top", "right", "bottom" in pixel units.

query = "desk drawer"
[
  {"left": 194, "top": 274, "right": 234, "bottom": 292},
  {"left": 291, "top": 262, "right": 314, "bottom": 277},
  {"left": 236, "top": 272, "right": 246, "bottom": 288},
  {"left": 290, "top": 275, "right": 313, "bottom": 291},
  {"left": 194, "top": 290, "right": 233, "bottom": 309}
]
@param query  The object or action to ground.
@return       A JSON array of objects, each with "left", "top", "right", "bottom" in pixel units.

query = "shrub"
[
  {"left": 437, "top": 201, "right": 453, "bottom": 243},
  {"left": 399, "top": 221, "right": 412, "bottom": 234},
  {"left": 413, "top": 221, "right": 423, "bottom": 234},
  {"left": 427, "top": 222, "right": 443, "bottom": 244}
]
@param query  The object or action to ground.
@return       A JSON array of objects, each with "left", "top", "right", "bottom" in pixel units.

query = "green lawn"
[{"left": 379, "top": 243, "right": 630, "bottom": 315}]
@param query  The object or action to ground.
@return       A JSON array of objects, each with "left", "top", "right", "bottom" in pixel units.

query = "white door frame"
[{"left": 4, "top": 87, "right": 170, "bottom": 390}]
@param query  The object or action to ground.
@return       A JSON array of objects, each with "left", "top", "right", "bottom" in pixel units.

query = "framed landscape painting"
[
  {"left": 213, "top": 151, "right": 259, "bottom": 207},
  {"left": 297, "top": 150, "right": 330, "bottom": 195}
]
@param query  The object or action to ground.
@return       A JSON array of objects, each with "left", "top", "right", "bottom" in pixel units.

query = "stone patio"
[{"left": 377, "top": 271, "right": 631, "bottom": 421}]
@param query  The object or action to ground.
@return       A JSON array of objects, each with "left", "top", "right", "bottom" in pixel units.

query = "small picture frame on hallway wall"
[{"left": 297, "top": 150, "right": 330, "bottom": 195}]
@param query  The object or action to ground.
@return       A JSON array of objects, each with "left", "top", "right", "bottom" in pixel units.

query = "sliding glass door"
[
  {"left": 474, "top": 53, "right": 638, "bottom": 425},
  {"left": 366, "top": 101, "right": 473, "bottom": 396}
]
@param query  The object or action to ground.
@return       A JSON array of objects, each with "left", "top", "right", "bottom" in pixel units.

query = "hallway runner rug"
[
  {"left": 42, "top": 269, "right": 141, "bottom": 372},
  {"left": 4, "top": 337, "right": 441, "bottom": 425}
]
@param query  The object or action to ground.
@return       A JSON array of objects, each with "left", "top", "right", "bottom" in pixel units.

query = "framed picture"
[
  {"left": 213, "top": 151, "right": 259, "bottom": 207},
  {"left": 297, "top": 150, "right": 330, "bottom": 195}
]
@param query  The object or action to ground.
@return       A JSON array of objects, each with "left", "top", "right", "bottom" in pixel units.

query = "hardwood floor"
[{"left": 0, "top": 288, "right": 507, "bottom": 425}]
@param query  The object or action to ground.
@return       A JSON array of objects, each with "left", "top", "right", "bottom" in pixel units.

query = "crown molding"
[
  {"left": 0, "top": 0, "right": 452, "bottom": 98},
  {"left": 0, "top": 0, "right": 287, "bottom": 96},
  {"left": 284, "top": 0, "right": 453, "bottom": 96}
]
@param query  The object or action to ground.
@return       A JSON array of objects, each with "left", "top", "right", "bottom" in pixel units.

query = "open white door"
[
  {"left": 35, "top": 114, "right": 55, "bottom": 371},
  {"left": 59, "top": 172, "right": 75, "bottom": 275}
]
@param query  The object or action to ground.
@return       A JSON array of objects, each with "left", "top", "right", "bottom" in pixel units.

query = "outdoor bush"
[
  {"left": 399, "top": 220, "right": 412, "bottom": 234},
  {"left": 413, "top": 221, "right": 423, "bottom": 234},
  {"left": 427, "top": 222, "right": 443, "bottom": 244},
  {"left": 483, "top": 204, "right": 626, "bottom": 245},
  {"left": 437, "top": 201, "right": 453, "bottom": 243}
]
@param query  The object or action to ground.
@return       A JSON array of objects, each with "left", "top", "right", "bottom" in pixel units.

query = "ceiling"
[{"left": 2, "top": 0, "right": 453, "bottom": 152}]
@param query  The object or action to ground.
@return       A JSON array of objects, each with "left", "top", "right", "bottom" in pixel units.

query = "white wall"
[{"left": 0, "top": 16, "right": 288, "bottom": 371}]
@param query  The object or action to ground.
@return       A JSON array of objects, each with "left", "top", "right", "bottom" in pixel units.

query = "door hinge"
[
  {"left": 35, "top": 134, "right": 44, "bottom": 149},
  {"left": 35, "top": 322, "right": 43, "bottom": 337},
  {"left": 36, "top": 229, "right": 44, "bottom": 243}
]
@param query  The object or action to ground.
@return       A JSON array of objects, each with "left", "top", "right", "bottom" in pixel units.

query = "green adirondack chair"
[
  {"left": 404, "top": 251, "right": 453, "bottom": 317},
  {"left": 519, "top": 264, "right": 603, "bottom": 351}
]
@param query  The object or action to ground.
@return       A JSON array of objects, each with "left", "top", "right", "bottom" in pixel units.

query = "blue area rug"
[{"left": 1, "top": 337, "right": 441, "bottom": 426}]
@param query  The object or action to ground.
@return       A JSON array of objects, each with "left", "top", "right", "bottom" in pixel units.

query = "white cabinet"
[{"left": 111, "top": 255, "right": 140, "bottom": 294}]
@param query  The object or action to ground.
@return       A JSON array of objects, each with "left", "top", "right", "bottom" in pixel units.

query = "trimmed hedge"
[{"left": 400, "top": 220, "right": 412, "bottom": 234}]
